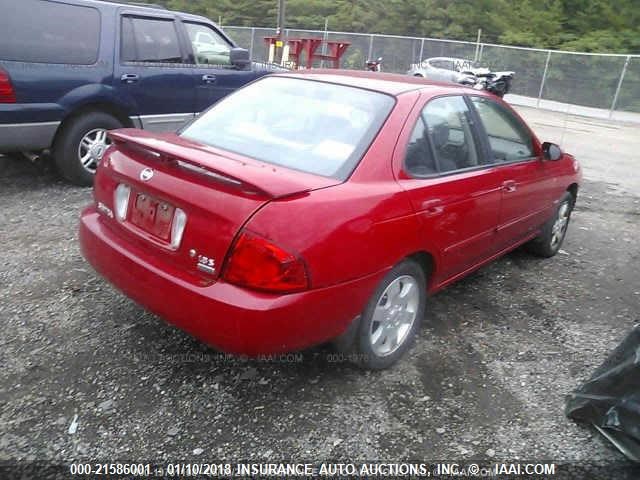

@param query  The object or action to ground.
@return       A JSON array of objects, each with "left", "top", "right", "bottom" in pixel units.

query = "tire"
[
  {"left": 337, "top": 259, "right": 426, "bottom": 370},
  {"left": 53, "top": 111, "right": 123, "bottom": 186},
  {"left": 527, "top": 192, "right": 574, "bottom": 257}
]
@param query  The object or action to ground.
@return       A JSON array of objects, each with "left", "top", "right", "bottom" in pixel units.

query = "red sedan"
[{"left": 79, "top": 70, "right": 581, "bottom": 369}]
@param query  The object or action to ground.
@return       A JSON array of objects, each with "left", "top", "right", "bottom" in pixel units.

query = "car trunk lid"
[{"left": 94, "top": 129, "right": 339, "bottom": 283}]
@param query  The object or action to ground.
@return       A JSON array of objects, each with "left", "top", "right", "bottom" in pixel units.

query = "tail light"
[
  {"left": 223, "top": 230, "right": 309, "bottom": 293},
  {"left": 169, "top": 208, "right": 187, "bottom": 250},
  {"left": 0, "top": 68, "right": 16, "bottom": 103}
]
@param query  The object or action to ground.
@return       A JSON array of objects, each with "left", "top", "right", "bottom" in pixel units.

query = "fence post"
[
  {"left": 537, "top": 51, "right": 552, "bottom": 107},
  {"left": 320, "top": 18, "right": 328, "bottom": 69},
  {"left": 368, "top": 34, "right": 374, "bottom": 61},
  {"left": 418, "top": 38, "right": 424, "bottom": 65},
  {"left": 249, "top": 27, "right": 255, "bottom": 60},
  {"left": 477, "top": 43, "right": 484, "bottom": 62},
  {"left": 474, "top": 29, "right": 482, "bottom": 62},
  {"left": 610, "top": 55, "right": 631, "bottom": 118}
]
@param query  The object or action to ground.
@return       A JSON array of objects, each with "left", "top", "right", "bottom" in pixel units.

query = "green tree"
[{"left": 153, "top": 0, "right": 640, "bottom": 54}]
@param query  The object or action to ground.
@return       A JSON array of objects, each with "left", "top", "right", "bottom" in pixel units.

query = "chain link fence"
[{"left": 224, "top": 26, "right": 640, "bottom": 117}]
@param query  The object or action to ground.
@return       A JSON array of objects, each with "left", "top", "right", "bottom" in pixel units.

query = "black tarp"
[{"left": 566, "top": 325, "right": 640, "bottom": 462}]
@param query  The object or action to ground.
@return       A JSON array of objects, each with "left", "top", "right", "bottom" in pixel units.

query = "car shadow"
[{"left": 0, "top": 153, "right": 71, "bottom": 191}]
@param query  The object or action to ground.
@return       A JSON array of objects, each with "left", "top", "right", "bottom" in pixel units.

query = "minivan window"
[
  {"left": 423, "top": 96, "right": 480, "bottom": 173},
  {"left": 121, "top": 17, "right": 182, "bottom": 64},
  {"left": 0, "top": 0, "right": 100, "bottom": 65},
  {"left": 185, "top": 23, "right": 231, "bottom": 66},
  {"left": 470, "top": 96, "right": 534, "bottom": 162},
  {"left": 181, "top": 77, "right": 395, "bottom": 180}
]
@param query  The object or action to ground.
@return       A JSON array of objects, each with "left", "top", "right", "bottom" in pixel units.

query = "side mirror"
[
  {"left": 230, "top": 47, "right": 251, "bottom": 69},
  {"left": 542, "top": 141, "right": 562, "bottom": 161}
]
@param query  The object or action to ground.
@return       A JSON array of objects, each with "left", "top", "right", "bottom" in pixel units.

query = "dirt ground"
[{"left": 1, "top": 107, "right": 639, "bottom": 477}]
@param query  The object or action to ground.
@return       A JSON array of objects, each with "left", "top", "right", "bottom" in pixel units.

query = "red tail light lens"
[
  {"left": 0, "top": 69, "right": 16, "bottom": 103},
  {"left": 223, "top": 231, "right": 309, "bottom": 293}
]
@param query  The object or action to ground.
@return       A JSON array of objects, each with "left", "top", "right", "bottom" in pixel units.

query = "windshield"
[{"left": 180, "top": 76, "right": 395, "bottom": 180}]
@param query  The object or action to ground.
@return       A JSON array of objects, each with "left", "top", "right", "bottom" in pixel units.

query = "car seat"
[{"left": 429, "top": 118, "right": 458, "bottom": 172}]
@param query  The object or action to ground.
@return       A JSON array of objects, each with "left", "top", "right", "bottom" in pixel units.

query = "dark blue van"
[{"left": 0, "top": 0, "right": 273, "bottom": 185}]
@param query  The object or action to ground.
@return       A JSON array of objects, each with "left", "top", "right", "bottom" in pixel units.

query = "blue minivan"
[{"left": 0, "top": 0, "right": 274, "bottom": 185}]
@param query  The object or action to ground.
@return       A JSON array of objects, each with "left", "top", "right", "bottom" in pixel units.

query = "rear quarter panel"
[{"left": 245, "top": 182, "right": 422, "bottom": 289}]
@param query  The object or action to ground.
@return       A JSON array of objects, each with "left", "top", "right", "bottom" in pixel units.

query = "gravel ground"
[{"left": 0, "top": 108, "right": 639, "bottom": 478}]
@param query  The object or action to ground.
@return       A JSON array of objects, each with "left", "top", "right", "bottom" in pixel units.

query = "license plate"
[{"left": 130, "top": 192, "right": 175, "bottom": 240}]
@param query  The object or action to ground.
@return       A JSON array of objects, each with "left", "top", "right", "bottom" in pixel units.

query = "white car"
[
  {"left": 408, "top": 57, "right": 514, "bottom": 97},
  {"left": 407, "top": 57, "right": 485, "bottom": 84}
]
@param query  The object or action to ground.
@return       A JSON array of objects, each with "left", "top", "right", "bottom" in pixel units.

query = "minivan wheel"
[
  {"left": 54, "top": 112, "right": 123, "bottom": 186},
  {"left": 342, "top": 260, "right": 426, "bottom": 370},
  {"left": 527, "top": 192, "right": 574, "bottom": 258}
]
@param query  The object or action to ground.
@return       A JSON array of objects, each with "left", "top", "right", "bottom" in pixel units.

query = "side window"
[
  {"left": 0, "top": 0, "right": 100, "bottom": 65},
  {"left": 121, "top": 17, "right": 182, "bottom": 64},
  {"left": 185, "top": 23, "right": 231, "bottom": 66},
  {"left": 423, "top": 96, "right": 480, "bottom": 173},
  {"left": 430, "top": 59, "right": 453, "bottom": 71},
  {"left": 470, "top": 96, "right": 534, "bottom": 162},
  {"left": 404, "top": 116, "right": 437, "bottom": 176}
]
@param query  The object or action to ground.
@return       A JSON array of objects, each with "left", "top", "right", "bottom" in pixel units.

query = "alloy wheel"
[
  {"left": 78, "top": 128, "right": 111, "bottom": 174},
  {"left": 369, "top": 275, "right": 420, "bottom": 357},
  {"left": 550, "top": 202, "right": 570, "bottom": 249}
]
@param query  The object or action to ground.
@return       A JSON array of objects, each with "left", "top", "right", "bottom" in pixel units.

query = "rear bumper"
[
  {"left": 79, "top": 207, "right": 386, "bottom": 355},
  {"left": 0, "top": 121, "right": 60, "bottom": 152}
]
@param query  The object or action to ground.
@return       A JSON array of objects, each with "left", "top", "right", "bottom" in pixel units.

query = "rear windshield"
[
  {"left": 180, "top": 76, "right": 395, "bottom": 180},
  {"left": 0, "top": 0, "right": 100, "bottom": 65}
]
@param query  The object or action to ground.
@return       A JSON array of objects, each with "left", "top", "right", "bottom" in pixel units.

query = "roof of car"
[
  {"left": 426, "top": 57, "right": 471, "bottom": 62},
  {"left": 278, "top": 69, "right": 474, "bottom": 96},
  {"left": 88, "top": 0, "right": 212, "bottom": 22}
]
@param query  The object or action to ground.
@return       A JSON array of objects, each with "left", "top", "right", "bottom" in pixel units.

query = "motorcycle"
[
  {"left": 365, "top": 57, "right": 383, "bottom": 72},
  {"left": 471, "top": 70, "right": 515, "bottom": 97},
  {"left": 459, "top": 67, "right": 514, "bottom": 97}
]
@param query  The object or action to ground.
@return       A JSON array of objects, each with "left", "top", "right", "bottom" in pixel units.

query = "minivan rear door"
[{"left": 115, "top": 12, "right": 196, "bottom": 132}]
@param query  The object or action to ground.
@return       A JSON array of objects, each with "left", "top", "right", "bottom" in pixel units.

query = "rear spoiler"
[{"left": 108, "top": 129, "right": 337, "bottom": 198}]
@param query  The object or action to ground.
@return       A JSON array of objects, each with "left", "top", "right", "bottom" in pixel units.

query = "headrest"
[{"left": 429, "top": 116, "right": 449, "bottom": 148}]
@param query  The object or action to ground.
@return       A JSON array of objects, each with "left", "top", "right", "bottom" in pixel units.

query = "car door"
[
  {"left": 115, "top": 12, "right": 197, "bottom": 132},
  {"left": 468, "top": 95, "right": 552, "bottom": 248},
  {"left": 180, "top": 21, "right": 259, "bottom": 112},
  {"left": 396, "top": 94, "right": 504, "bottom": 283}
]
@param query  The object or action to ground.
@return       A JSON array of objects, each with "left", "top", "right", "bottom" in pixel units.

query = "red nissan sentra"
[{"left": 79, "top": 71, "right": 581, "bottom": 369}]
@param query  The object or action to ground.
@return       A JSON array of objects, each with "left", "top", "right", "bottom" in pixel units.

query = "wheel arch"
[
  {"left": 52, "top": 102, "right": 134, "bottom": 149},
  {"left": 406, "top": 250, "right": 436, "bottom": 291},
  {"left": 567, "top": 183, "right": 579, "bottom": 206}
]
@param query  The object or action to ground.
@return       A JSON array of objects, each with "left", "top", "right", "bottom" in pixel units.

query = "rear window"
[
  {"left": 180, "top": 77, "right": 395, "bottom": 180},
  {"left": 0, "top": 0, "right": 100, "bottom": 65}
]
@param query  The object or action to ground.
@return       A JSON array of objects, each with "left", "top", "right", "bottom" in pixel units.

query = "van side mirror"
[
  {"left": 230, "top": 48, "right": 251, "bottom": 69},
  {"left": 542, "top": 142, "right": 562, "bottom": 161}
]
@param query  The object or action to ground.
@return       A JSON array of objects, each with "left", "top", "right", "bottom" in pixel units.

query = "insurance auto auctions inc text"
[{"left": 228, "top": 462, "right": 556, "bottom": 477}]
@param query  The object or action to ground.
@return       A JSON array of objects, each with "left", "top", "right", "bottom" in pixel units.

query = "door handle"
[
  {"left": 202, "top": 74, "right": 217, "bottom": 84},
  {"left": 120, "top": 74, "right": 139, "bottom": 84},
  {"left": 502, "top": 180, "right": 517, "bottom": 193}
]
